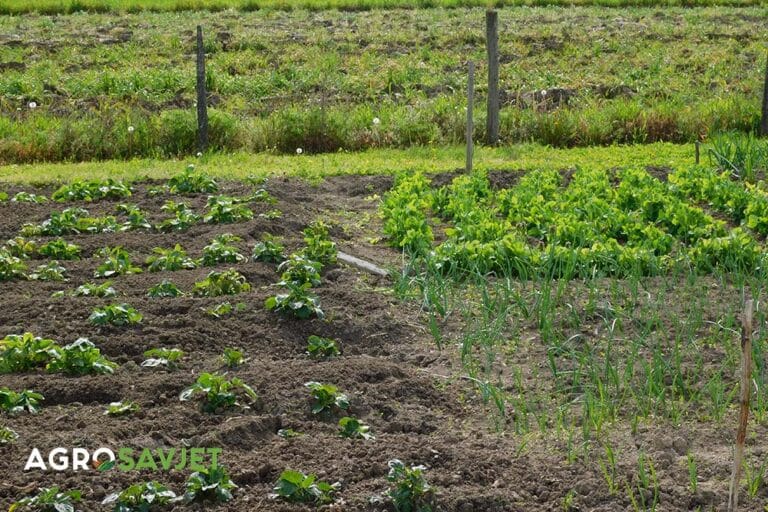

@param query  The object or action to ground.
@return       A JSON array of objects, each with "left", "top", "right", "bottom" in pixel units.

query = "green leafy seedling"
[
  {"left": 0, "top": 425, "right": 19, "bottom": 444},
  {"left": 94, "top": 246, "right": 142, "bottom": 278},
  {"left": 252, "top": 234, "right": 285, "bottom": 264},
  {"left": 306, "top": 335, "right": 340, "bottom": 359},
  {"left": 142, "top": 348, "right": 184, "bottom": 370},
  {"left": 147, "top": 280, "right": 184, "bottom": 297},
  {"left": 104, "top": 401, "right": 140, "bottom": 416},
  {"left": 102, "top": 481, "right": 176, "bottom": 512},
  {"left": 180, "top": 372, "right": 257, "bottom": 413},
  {"left": 271, "top": 470, "right": 339, "bottom": 505},
  {"left": 339, "top": 416, "right": 374, "bottom": 440},
  {"left": 46, "top": 338, "right": 117, "bottom": 375},
  {"left": 384, "top": 459, "right": 434, "bottom": 512},
  {"left": 0, "top": 387, "right": 44, "bottom": 414},
  {"left": 193, "top": 269, "right": 250, "bottom": 297},
  {"left": 220, "top": 347, "right": 246, "bottom": 368},
  {"left": 182, "top": 465, "right": 236, "bottom": 504},
  {"left": 37, "top": 239, "right": 81, "bottom": 260},
  {"left": 0, "top": 332, "right": 58, "bottom": 373},
  {"left": 10, "top": 487, "right": 81, "bottom": 512},
  {"left": 72, "top": 281, "right": 117, "bottom": 297},
  {"left": 89, "top": 304, "right": 143, "bottom": 327},
  {"left": 146, "top": 244, "right": 197, "bottom": 272},
  {"left": 305, "top": 381, "right": 349, "bottom": 414}
]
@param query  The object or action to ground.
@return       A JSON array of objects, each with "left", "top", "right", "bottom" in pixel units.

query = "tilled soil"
[{"left": 0, "top": 175, "right": 765, "bottom": 511}]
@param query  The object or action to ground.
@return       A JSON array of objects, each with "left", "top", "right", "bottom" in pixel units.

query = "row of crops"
[
  {"left": 0, "top": 171, "right": 433, "bottom": 510},
  {"left": 381, "top": 165, "right": 768, "bottom": 278}
]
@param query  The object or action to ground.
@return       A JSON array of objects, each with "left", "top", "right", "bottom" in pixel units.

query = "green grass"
[
  {"left": 0, "top": 7, "right": 765, "bottom": 163},
  {"left": 0, "top": 142, "right": 694, "bottom": 183},
  {"left": 0, "top": 0, "right": 762, "bottom": 14}
]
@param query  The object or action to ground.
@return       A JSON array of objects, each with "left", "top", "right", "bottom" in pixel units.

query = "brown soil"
[{"left": 0, "top": 175, "right": 765, "bottom": 511}]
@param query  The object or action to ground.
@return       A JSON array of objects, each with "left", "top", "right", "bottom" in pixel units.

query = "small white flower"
[
  {"left": 127, "top": 125, "right": 135, "bottom": 133},
  {"left": 296, "top": 148, "right": 303, "bottom": 155},
  {"left": 187, "top": 164, "right": 195, "bottom": 170},
  {"left": 540, "top": 90, "right": 547, "bottom": 97},
  {"left": 28, "top": 101, "right": 37, "bottom": 109},
  {"left": 16, "top": 107, "right": 21, "bottom": 111},
  {"left": 373, "top": 117, "right": 381, "bottom": 126},
  {"left": 196, "top": 152, "right": 203, "bottom": 158}
]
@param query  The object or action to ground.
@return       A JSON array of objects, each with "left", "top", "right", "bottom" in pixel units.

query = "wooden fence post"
[
  {"left": 466, "top": 61, "right": 475, "bottom": 173},
  {"left": 196, "top": 25, "right": 209, "bottom": 153},
  {"left": 486, "top": 10, "right": 500, "bottom": 145},
  {"left": 761, "top": 52, "right": 768, "bottom": 137},
  {"left": 728, "top": 299, "right": 754, "bottom": 512}
]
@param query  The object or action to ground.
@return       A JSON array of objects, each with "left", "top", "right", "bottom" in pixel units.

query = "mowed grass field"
[{"left": 0, "top": 6, "right": 766, "bottom": 162}]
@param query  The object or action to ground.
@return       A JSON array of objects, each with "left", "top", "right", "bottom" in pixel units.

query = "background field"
[
  {"left": 1, "top": 0, "right": 764, "bottom": 15},
  {"left": 0, "top": 6, "right": 766, "bottom": 162}
]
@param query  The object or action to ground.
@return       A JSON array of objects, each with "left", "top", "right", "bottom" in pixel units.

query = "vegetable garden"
[{"left": 1, "top": 148, "right": 768, "bottom": 510}]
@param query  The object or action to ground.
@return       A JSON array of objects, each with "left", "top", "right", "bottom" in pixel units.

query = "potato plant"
[
  {"left": 338, "top": 416, "right": 374, "bottom": 440},
  {"left": 94, "top": 247, "right": 142, "bottom": 278},
  {"left": 22, "top": 207, "right": 119, "bottom": 236},
  {"left": 5, "top": 237, "right": 37, "bottom": 258},
  {"left": 156, "top": 200, "right": 201, "bottom": 232},
  {"left": 306, "top": 335, "right": 340, "bottom": 359},
  {"left": 302, "top": 220, "right": 337, "bottom": 265},
  {"left": 0, "top": 250, "right": 27, "bottom": 281},
  {"left": 266, "top": 282, "right": 323, "bottom": 319},
  {"left": 220, "top": 347, "right": 246, "bottom": 368},
  {"left": 0, "top": 333, "right": 58, "bottom": 373},
  {"left": 52, "top": 179, "right": 131, "bottom": 202},
  {"left": 37, "top": 239, "right": 81, "bottom": 260},
  {"left": 201, "top": 234, "right": 246, "bottom": 266},
  {"left": 205, "top": 301, "right": 245, "bottom": 318},
  {"left": 116, "top": 203, "right": 152, "bottom": 231},
  {"left": 168, "top": 166, "right": 218, "bottom": 194},
  {"left": 278, "top": 254, "right": 322, "bottom": 287},
  {"left": 182, "top": 465, "right": 236, "bottom": 504},
  {"left": 89, "top": 304, "right": 143, "bottom": 327},
  {"left": 142, "top": 348, "right": 184, "bottom": 369},
  {"left": 102, "top": 481, "right": 176, "bottom": 512},
  {"left": 71, "top": 281, "right": 118, "bottom": 298},
  {"left": 383, "top": 460, "right": 434, "bottom": 512},
  {"left": 0, "top": 425, "right": 18, "bottom": 444},
  {"left": 11, "top": 191, "right": 48, "bottom": 204},
  {"left": 46, "top": 338, "right": 118, "bottom": 375},
  {"left": 104, "top": 401, "right": 140, "bottom": 416},
  {"left": 252, "top": 234, "right": 285, "bottom": 264},
  {"left": 0, "top": 387, "right": 43, "bottom": 414},
  {"left": 9, "top": 487, "right": 81, "bottom": 512},
  {"left": 305, "top": 381, "right": 349, "bottom": 414},
  {"left": 271, "top": 470, "right": 339, "bottom": 505},
  {"left": 203, "top": 195, "right": 253, "bottom": 224},
  {"left": 180, "top": 372, "right": 257, "bottom": 413},
  {"left": 146, "top": 244, "right": 197, "bottom": 272},
  {"left": 147, "top": 280, "right": 184, "bottom": 297},
  {"left": 28, "top": 261, "right": 67, "bottom": 282},
  {"left": 192, "top": 269, "right": 251, "bottom": 297}
]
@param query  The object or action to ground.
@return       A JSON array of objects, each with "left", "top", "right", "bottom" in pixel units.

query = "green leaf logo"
[{"left": 96, "top": 459, "right": 116, "bottom": 472}]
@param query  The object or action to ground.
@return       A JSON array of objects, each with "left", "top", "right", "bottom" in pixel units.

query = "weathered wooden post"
[
  {"left": 728, "top": 299, "right": 754, "bottom": 512},
  {"left": 760, "top": 52, "right": 768, "bottom": 137},
  {"left": 196, "top": 25, "right": 209, "bottom": 153},
  {"left": 466, "top": 61, "right": 475, "bottom": 173},
  {"left": 486, "top": 10, "right": 500, "bottom": 145}
]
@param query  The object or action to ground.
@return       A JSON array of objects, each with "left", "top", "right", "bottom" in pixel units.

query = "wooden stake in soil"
[
  {"left": 728, "top": 299, "right": 754, "bottom": 512},
  {"left": 761, "top": 52, "right": 768, "bottom": 137},
  {"left": 485, "top": 10, "right": 500, "bottom": 145},
  {"left": 196, "top": 25, "right": 209, "bottom": 154},
  {"left": 466, "top": 61, "right": 475, "bottom": 174}
]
